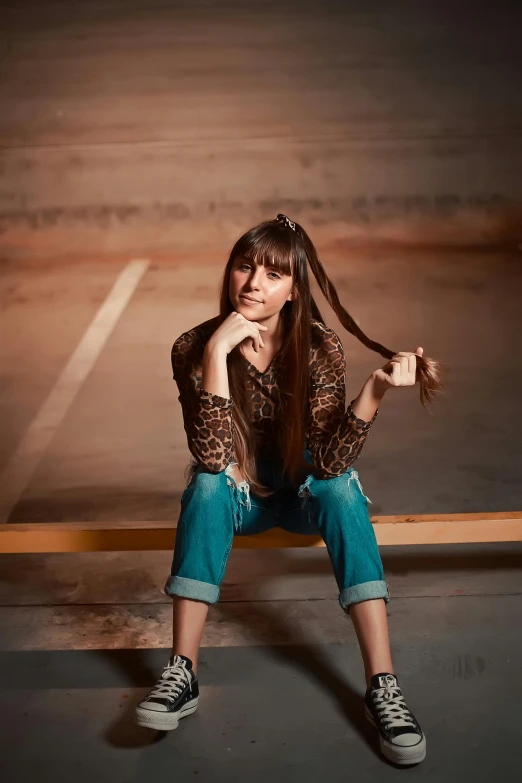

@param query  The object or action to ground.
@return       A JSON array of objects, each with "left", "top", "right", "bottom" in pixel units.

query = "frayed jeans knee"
[{"left": 164, "top": 451, "right": 390, "bottom": 611}]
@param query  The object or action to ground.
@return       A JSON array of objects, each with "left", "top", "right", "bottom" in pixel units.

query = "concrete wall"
[{"left": 1, "top": 0, "right": 521, "bottom": 259}]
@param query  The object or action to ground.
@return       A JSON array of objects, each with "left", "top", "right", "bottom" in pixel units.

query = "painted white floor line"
[{"left": 0, "top": 258, "right": 150, "bottom": 524}]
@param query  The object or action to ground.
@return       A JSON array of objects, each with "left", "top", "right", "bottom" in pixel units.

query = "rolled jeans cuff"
[
  {"left": 339, "top": 579, "right": 390, "bottom": 610},
  {"left": 164, "top": 575, "right": 220, "bottom": 605}
]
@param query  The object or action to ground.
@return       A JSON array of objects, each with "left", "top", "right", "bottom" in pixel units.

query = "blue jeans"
[{"left": 164, "top": 450, "right": 390, "bottom": 612}]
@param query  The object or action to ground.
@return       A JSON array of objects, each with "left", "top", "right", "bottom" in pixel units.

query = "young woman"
[{"left": 136, "top": 214, "right": 441, "bottom": 765}]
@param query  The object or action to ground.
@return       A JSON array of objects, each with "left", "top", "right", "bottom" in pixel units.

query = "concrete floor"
[{"left": 1, "top": 544, "right": 521, "bottom": 781}]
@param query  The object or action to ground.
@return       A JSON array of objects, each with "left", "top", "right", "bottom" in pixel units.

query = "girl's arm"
[
  {"left": 307, "top": 327, "right": 379, "bottom": 478},
  {"left": 350, "top": 373, "right": 386, "bottom": 423},
  {"left": 201, "top": 340, "right": 230, "bottom": 399},
  {"left": 171, "top": 314, "right": 267, "bottom": 474},
  {"left": 172, "top": 334, "right": 235, "bottom": 473},
  {"left": 351, "top": 345, "right": 424, "bottom": 421}
]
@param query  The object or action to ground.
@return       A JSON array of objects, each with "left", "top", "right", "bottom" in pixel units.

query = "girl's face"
[{"left": 229, "top": 256, "right": 296, "bottom": 319}]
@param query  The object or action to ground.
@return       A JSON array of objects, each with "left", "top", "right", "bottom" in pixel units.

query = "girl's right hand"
[{"left": 207, "top": 311, "right": 269, "bottom": 355}]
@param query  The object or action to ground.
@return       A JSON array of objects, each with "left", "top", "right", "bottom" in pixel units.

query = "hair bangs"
[{"left": 234, "top": 225, "right": 295, "bottom": 277}]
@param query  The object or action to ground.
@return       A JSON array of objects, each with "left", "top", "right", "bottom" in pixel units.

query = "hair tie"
[{"left": 275, "top": 213, "right": 297, "bottom": 232}]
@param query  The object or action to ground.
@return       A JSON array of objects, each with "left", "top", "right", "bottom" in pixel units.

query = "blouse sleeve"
[
  {"left": 171, "top": 334, "right": 235, "bottom": 473},
  {"left": 307, "top": 327, "right": 378, "bottom": 478}
]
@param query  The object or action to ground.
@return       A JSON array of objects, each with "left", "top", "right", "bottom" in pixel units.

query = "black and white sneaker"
[
  {"left": 135, "top": 654, "right": 199, "bottom": 731},
  {"left": 365, "top": 672, "right": 426, "bottom": 765}
]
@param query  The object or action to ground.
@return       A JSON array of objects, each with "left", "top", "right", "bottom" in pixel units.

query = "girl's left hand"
[{"left": 373, "top": 347, "right": 424, "bottom": 391}]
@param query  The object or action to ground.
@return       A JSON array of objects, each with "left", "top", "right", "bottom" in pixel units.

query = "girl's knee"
[
  {"left": 224, "top": 463, "right": 246, "bottom": 486},
  {"left": 182, "top": 466, "right": 227, "bottom": 503},
  {"left": 299, "top": 467, "right": 371, "bottom": 508},
  {"left": 181, "top": 462, "right": 251, "bottom": 533},
  {"left": 184, "top": 462, "right": 247, "bottom": 496}
]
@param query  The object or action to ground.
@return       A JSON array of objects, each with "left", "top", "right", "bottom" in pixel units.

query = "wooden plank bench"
[{"left": 1, "top": 512, "right": 521, "bottom": 553}]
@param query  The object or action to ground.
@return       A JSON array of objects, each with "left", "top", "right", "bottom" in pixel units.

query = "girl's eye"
[{"left": 239, "top": 263, "right": 280, "bottom": 279}]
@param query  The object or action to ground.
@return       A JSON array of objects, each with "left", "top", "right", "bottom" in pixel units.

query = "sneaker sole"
[
  {"left": 365, "top": 705, "right": 426, "bottom": 765},
  {"left": 136, "top": 696, "right": 199, "bottom": 731}
]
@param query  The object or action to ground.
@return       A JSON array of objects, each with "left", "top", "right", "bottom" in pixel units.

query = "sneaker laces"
[
  {"left": 147, "top": 657, "right": 192, "bottom": 703},
  {"left": 371, "top": 674, "right": 417, "bottom": 731}
]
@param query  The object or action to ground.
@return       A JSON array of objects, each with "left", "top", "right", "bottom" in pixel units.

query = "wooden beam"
[{"left": 1, "top": 512, "right": 521, "bottom": 553}]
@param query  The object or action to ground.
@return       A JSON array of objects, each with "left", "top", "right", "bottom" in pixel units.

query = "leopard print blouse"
[{"left": 171, "top": 316, "right": 378, "bottom": 478}]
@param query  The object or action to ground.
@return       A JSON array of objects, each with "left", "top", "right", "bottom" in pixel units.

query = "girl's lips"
[{"left": 240, "top": 295, "right": 261, "bottom": 304}]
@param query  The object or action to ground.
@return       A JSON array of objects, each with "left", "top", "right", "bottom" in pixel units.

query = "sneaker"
[
  {"left": 364, "top": 672, "right": 426, "bottom": 765},
  {"left": 135, "top": 654, "right": 199, "bottom": 731}
]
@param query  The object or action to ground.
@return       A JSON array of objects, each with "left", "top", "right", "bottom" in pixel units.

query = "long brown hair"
[{"left": 217, "top": 215, "right": 442, "bottom": 497}]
